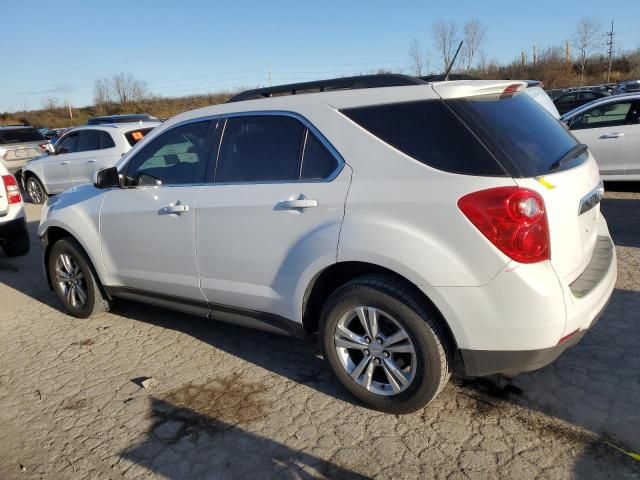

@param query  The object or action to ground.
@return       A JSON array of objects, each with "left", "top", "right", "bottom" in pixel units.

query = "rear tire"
[
  {"left": 2, "top": 227, "right": 30, "bottom": 257},
  {"left": 25, "top": 175, "right": 47, "bottom": 205},
  {"left": 320, "top": 274, "right": 452, "bottom": 414},
  {"left": 48, "top": 237, "right": 111, "bottom": 318}
]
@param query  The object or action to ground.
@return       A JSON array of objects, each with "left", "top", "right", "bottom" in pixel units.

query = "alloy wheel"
[
  {"left": 27, "top": 178, "right": 43, "bottom": 204},
  {"left": 334, "top": 306, "right": 417, "bottom": 396},
  {"left": 55, "top": 253, "right": 88, "bottom": 308}
]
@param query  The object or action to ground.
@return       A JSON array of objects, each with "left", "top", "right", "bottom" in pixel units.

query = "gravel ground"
[{"left": 0, "top": 186, "right": 638, "bottom": 480}]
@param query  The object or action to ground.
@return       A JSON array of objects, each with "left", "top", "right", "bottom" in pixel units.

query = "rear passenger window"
[
  {"left": 77, "top": 130, "right": 102, "bottom": 152},
  {"left": 301, "top": 131, "right": 338, "bottom": 180},
  {"left": 216, "top": 116, "right": 305, "bottom": 183},
  {"left": 99, "top": 131, "right": 115, "bottom": 149},
  {"left": 342, "top": 100, "right": 504, "bottom": 176}
]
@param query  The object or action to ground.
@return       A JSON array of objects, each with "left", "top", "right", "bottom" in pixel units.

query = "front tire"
[
  {"left": 320, "top": 275, "right": 452, "bottom": 414},
  {"left": 25, "top": 175, "right": 47, "bottom": 204},
  {"left": 48, "top": 237, "right": 111, "bottom": 318}
]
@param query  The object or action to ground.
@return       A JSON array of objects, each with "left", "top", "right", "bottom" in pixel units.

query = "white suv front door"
[
  {"left": 570, "top": 100, "right": 635, "bottom": 176},
  {"left": 195, "top": 115, "right": 351, "bottom": 321},
  {"left": 43, "top": 131, "right": 77, "bottom": 193},
  {"left": 99, "top": 120, "right": 215, "bottom": 300}
]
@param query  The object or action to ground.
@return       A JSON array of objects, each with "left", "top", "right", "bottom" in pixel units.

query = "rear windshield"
[
  {"left": 341, "top": 100, "right": 505, "bottom": 176},
  {"left": 447, "top": 92, "right": 580, "bottom": 176},
  {"left": 124, "top": 127, "right": 154, "bottom": 146},
  {"left": 0, "top": 127, "right": 44, "bottom": 144}
]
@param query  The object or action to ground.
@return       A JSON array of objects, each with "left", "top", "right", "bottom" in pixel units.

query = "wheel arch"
[
  {"left": 301, "top": 261, "right": 458, "bottom": 350},
  {"left": 22, "top": 168, "right": 49, "bottom": 195},
  {"left": 42, "top": 225, "right": 109, "bottom": 297}
]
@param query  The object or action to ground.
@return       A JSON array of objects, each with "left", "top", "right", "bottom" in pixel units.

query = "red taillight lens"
[
  {"left": 458, "top": 187, "right": 550, "bottom": 264},
  {"left": 2, "top": 175, "right": 22, "bottom": 204}
]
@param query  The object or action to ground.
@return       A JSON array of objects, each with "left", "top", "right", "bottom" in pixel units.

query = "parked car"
[
  {"left": 0, "top": 162, "right": 30, "bottom": 256},
  {"left": 617, "top": 80, "right": 640, "bottom": 94},
  {"left": 87, "top": 114, "right": 159, "bottom": 125},
  {"left": 22, "top": 122, "right": 158, "bottom": 203},
  {"left": 553, "top": 90, "right": 608, "bottom": 114},
  {"left": 561, "top": 92, "right": 640, "bottom": 180},
  {"left": 0, "top": 126, "right": 46, "bottom": 174},
  {"left": 39, "top": 75, "right": 616, "bottom": 413}
]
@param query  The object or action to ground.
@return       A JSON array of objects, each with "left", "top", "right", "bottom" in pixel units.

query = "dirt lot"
[{"left": 0, "top": 187, "right": 639, "bottom": 480}]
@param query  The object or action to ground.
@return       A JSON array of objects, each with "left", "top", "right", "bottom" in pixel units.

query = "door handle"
[
  {"left": 275, "top": 195, "right": 318, "bottom": 211},
  {"left": 60, "top": 161, "right": 70, "bottom": 165},
  {"left": 87, "top": 159, "right": 97, "bottom": 163},
  {"left": 599, "top": 132, "right": 625, "bottom": 139},
  {"left": 161, "top": 203, "right": 190, "bottom": 215}
]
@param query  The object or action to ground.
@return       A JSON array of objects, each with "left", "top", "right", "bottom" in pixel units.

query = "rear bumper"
[
  {"left": 460, "top": 297, "right": 608, "bottom": 376},
  {"left": 427, "top": 213, "right": 616, "bottom": 376}
]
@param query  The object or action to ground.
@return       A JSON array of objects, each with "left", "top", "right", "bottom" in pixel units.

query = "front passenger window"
[
  {"left": 57, "top": 132, "right": 79, "bottom": 154},
  {"left": 124, "top": 121, "right": 212, "bottom": 186}
]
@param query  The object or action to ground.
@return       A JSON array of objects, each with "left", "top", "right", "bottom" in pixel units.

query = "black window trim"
[
  {"left": 120, "top": 111, "right": 344, "bottom": 188},
  {"left": 211, "top": 111, "right": 344, "bottom": 185}
]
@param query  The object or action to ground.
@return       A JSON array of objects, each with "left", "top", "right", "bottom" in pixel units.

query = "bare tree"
[
  {"left": 93, "top": 78, "right": 112, "bottom": 113},
  {"left": 111, "top": 73, "right": 149, "bottom": 105},
  {"left": 573, "top": 17, "right": 602, "bottom": 85},
  {"left": 462, "top": 20, "right": 487, "bottom": 73},
  {"left": 41, "top": 97, "right": 59, "bottom": 112},
  {"left": 409, "top": 38, "right": 426, "bottom": 76},
  {"left": 432, "top": 20, "right": 459, "bottom": 71}
]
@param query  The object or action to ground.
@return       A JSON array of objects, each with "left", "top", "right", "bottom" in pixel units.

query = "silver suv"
[
  {"left": 38, "top": 75, "right": 616, "bottom": 413},
  {"left": 0, "top": 126, "right": 46, "bottom": 174}
]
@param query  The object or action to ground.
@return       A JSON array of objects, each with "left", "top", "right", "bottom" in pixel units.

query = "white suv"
[
  {"left": 22, "top": 122, "right": 158, "bottom": 203},
  {"left": 38, "top": 75, "right": 617, "bottom": 413},
  {"left": 0, "top": 162, "right": 29, "bottom": 256}
]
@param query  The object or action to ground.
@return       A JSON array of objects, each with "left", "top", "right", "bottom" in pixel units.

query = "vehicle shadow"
[
  {"left": 120, "top": 396, "right": 369, "bottom": 479},
  {"left": 600, "top": 196, "right": 640, "bottom": 248}
]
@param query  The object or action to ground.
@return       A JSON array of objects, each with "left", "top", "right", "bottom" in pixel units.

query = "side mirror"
[
  {"left": 44, "top": 144, "right": 55, "bottom": 154},
  {"left": 94, "top": 167, "right": 120, "bottom": 189}
]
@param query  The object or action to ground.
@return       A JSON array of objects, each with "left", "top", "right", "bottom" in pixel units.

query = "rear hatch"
[
  {"left": 436, "top": 81, "right": 602, "bottom": 283},
  {"left": 0, "top": 128, "right": 46, "bottom": 167}
]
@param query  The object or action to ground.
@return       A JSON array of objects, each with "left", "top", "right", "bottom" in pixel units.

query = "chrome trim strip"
[{"left": 578, "top": 181, "right": 604, "bottom": 215}]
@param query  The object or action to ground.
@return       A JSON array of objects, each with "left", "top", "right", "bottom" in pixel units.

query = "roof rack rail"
[{"left": 227, "top": 74, "right": 427, "bottom": 103}]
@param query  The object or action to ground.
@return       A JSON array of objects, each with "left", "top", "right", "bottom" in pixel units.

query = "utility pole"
[
  {"left": 565, "top": 41, "right": 571, "bottom": 66},
  {"left": 267, "top": 62, "right": 272, "bottom": 86},
  {"left": 521, "top": 51, "right": 526, "bottom": 68},
  {"left": 533, "top": 44, "right": 537, "bottom": 65},
  {"left": 606, "top": 21, "right": 615, "bottom": 83}
]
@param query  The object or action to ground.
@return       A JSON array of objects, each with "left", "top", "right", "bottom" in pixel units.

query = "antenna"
[
  {"left": 606, "top": 21, "right": 615, "bottom": 83},
  {"left": 444, "top": 40, "right": 464, "bottom": 81}
]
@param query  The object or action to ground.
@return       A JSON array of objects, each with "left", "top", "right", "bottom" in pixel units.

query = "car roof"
[
  {"left": 561, "top": 92, "right": 640, "bottom": 119},
  {"left": 61, "top": 121, "right": 160, "bottom": 136}
]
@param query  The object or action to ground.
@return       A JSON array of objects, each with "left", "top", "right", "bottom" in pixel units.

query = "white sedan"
[{"left": 562, "top": 93, "right": 640, "bottom": 180}]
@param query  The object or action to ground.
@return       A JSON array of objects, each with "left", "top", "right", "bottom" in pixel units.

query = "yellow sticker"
[{"left": 535, "top": 176, "right": 556, "bottom": 190}]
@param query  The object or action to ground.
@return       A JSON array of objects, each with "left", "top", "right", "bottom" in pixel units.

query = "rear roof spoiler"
[{"left": 431, "top": 80, "right": 527, "bottom": 99}]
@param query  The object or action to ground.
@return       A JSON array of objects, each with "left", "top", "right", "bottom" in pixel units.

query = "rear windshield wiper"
[{"left": 548, "top": 144, "right": 588, "bottom": 173}]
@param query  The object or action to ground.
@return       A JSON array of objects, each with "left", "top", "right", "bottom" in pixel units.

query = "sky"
[{"left": 1, "top": 0, "right": 639, "bottom": 112}]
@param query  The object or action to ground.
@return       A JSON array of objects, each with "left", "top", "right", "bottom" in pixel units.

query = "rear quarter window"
[
  {"left": 125, "top": 128, "right": 154, "bottom": 146},
  {"left": 341, "top": 100, "right": 505, "bottom": 176}
]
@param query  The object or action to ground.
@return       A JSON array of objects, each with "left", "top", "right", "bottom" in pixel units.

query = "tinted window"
[
  {"left": 301, "top": 131, "right": 338, "bottom": 179},
  {"left": 216, "top": 116, "right": 305, "bottom": 183},
  {"left": 57, "top": 132, "right": 79, "bottom": 153},
  {"left": 125, "top": 128, "right": 154, "bottom": 146},
  {"left": 448, "top": 92, "right": 579, "bottom": 176},
  {"left": 125, "top": 121, "right": 211, "bottom": 186},
  {"left": 342, "top": 100, "right": 504, "bottom": 176},
  {"left": 558, "top": 93, "right": 577, "bottom": 102},
  {"left": 0, "top": 127, "right": 44, "bottom": 144},
  {"left": 77, "top": 130, "right": 102, "bottom": 152},
  {"left": 571, "top": 102, "right": 633, "bottom": 130}
]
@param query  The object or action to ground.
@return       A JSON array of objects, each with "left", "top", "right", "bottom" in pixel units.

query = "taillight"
[
  {"left": 500, "top": 83, "right": 524, "bottom": 98},
  {"left": 458, "top": 187, "right": 550, "bottom": 264},
  {"left": 2, "top": 175, "right": 22, "bottom": 204}
]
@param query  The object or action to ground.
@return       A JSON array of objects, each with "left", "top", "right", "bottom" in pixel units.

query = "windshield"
[{"left": 447, "top": 92, "right": 580, "bottom": 177}]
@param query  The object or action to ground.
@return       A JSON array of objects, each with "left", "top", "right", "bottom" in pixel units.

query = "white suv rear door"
[
  {"left": 99, "top": 120, "right": 216, "bottom": 300},
  {"left": 195, "top": 114, "right": 350, "bottom": 321}
]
